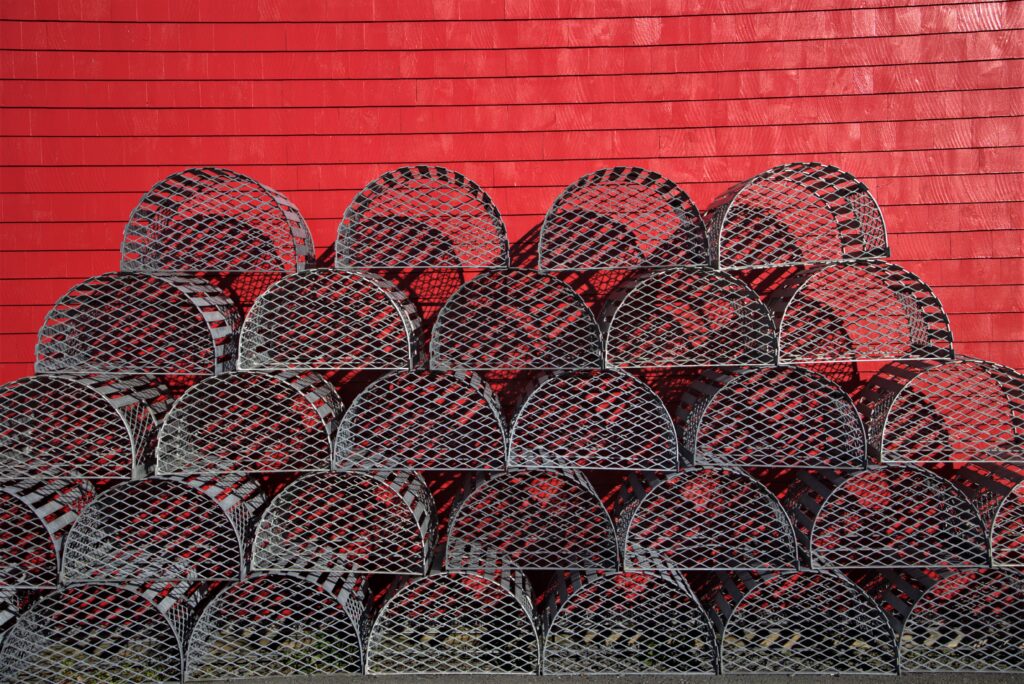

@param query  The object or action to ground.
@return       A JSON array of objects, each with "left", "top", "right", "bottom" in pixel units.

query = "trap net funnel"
[
  {"left": 336, "top": 165, "right": 508, "bottom": 269},
  {"left": 61, "top": 474, "right": 266, "bottom": 583},
  {"left": 675, "top": 366, "right": 866, "bottom": 468},
  {"left": 334, "top": 370, "right": 505, "bottom": 471},
  {"left": 35, "top": 273, "right": 240, "bottom": 375},
  {"left": 602, "top": 268, "right": 776, "bottom": 368},
  {"left": 0, "top": 374, "right": 170, "bottom": 479},
  {"left": 156, "top": 370, "right": 341, "bottom": 475},
  {"left": 538, "top": 166, "right": 708, "bottom": 270},
  {"left": 251, "top": 471, "right": 436, "bottom": 575},
  {"left": 938, "top": 463, "right": 1024, "bottom": 568},
  {"left": 365, "top": 569, "right": 539, "bottom": 675},
  {"left": 540, "top": 570, "right": 717, "bottom": 675},
  {"left": 185, "top": 573, "right": 368, "bottom": 681},
  {"left": 238, "top": 269, "right": 423, "bottom": 371},
  {"left": 121, "top": 167, "right": 315, "bottom": 273}
]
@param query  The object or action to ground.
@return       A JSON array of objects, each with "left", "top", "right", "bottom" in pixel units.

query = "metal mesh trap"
[
  {"left": 238, "top": 268, "right": 423, "bottom": 371},
  {"left": 334, "top": 370, "right": 505, "bottom": 471},
  {"left": 938, "top": 463, "right": 1024, "bottom": 568},
  {"left": 61, "top": 474, "right": 266, "bottom": 583},
  {"left": 122, "top": 167, "right": 315, "bottom": 273},
  {"left": 337, "top": 166, "right": 508, "bottom": 269},
  {"left": 0, "top": 589, "right": 36, "bottom": 647},
  {"left": 675, "top": 366, "right": 866, "bottom": 468},
  {"left": 35, "top": 272, "right": 240, "bottom": 375},
  {"left": 704, "top": 162, "right": 888, "bottom": 270},
  {"left": 0, "top": 374, "right": 169, "bottom": 479},
  {"left": 185, "top": 573, "right": 368, "bottom": 680},
  {"left": 0, "top": 480, "right": 94, "bottom": 589},
  {"left": 251, "top": 471, "right": 436, "bottom": 575},
  {"left": 993, "top": 477, "right": 1024, "bottom": 567},
  {"left": 156, "top": 370, "right": 341, "bottom": 474},
  {"left": 365, "top": 570, "right": 539, "bottom": 675},
  {"left": 540, "top": 570, "right": 717, "bottom": 675},
  {"left": 430, "top": 270, "right": 602, "bottom": 370},
  {"left": 602, "top": 268, "right": 776, "bottom": 368},
  {"left": 769, "top": 262, "right": 954, "bottom": 363},
  {"left": 538, "top": 166, "right": 708, "bottom": 270}
]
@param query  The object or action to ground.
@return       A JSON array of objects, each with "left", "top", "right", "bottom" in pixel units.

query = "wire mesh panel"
[
  {"left": 676, "top": 366, "right": 866, "bottom": 468},
  {"left": 35, "top": 272, "right": 240, "bottom": 375},
  {"left": 939, "top": 464, "right": 1024, "bottom": 568},
  {"left": 337, "top": 166, "right": 508, "bottom": 269},
  {"left": 238, "top": 269, "right": 423, "bottom": 371},
  {"left": 769, "top": 262, "right": 954, "bottom": 364},
  {"left": 0, "top": 374, "right": 169, "bottom": 479},
  {"left": 156, "top": 371, "right": 341, "bottom": 474},
  {"left": 993, "top": 478, "right": 1024, "bottom": 567},
  {"left": 61, "top": 475, "right": 266, "bottom": 583},
  {"left": 858, "top": 358, "right": 1024, "bottom": 463},
  {"left": 334, "top": 370, "right": 505, "bottom": 471},
  {"left": 365, "top": 570, "right": 539, "bottom": 675},
  {"left": 251, "top": 471, "right": 436, "bottom": 575},
  {"left": 538, "top": 167, "right": 708, "bottom": 270},
  {"left": 0, "top": 480, "right": 94, "bottom": 589},
  {"left": 0, "top": 590, "right": 36, "bottom": 648},
  {"left": 602, "top": 268, "right": 776, "bottom": 368},
  {"left": 540, "top": 570, "right": 717, "bottom": 675},
  {"left": 704, "top": 162, "right": 888, "bottom": 270},
  {"left": 185, "top": 573, "right": 367, "bottom": 681},
  {"left": 122, "top": 167, "right": 315, "bottom": 273},
  {"left": 430, "top": 270, "right": 602, "bottom": 371}
]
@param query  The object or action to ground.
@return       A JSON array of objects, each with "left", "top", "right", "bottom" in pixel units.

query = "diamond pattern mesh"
[
  {"left": 337, "top": 166, "right": 508, "bottom": 269},
  {"left": 157, "top": 371, "right": 340, "bottom": 474},
  {"left": 508, "top": 370, "right": 678, "bottom": 470},
  {"left": 602, "top": 268, "right": 776, "bottom": 368},
  {"left": 704, "top": 162, "right": 888, "bottom": 270},
  {"left": 122, "top": 167, "right": 315, "bottom": 273},
  {"left": 539, "top": 167, "right": 708, "bottom": 270},
  {"left": 334, "top": 370, "right": 505, "bottom": 471},
  {"left": 238, "top": 269, "right": 423, "bottom": 371},
  {"left": 251, "top": 471, "right": 436, "bottom": 575},
  {"left": 540, "top": 570, "right": 717, "bottom": 674},
  {"left": 992, "top": 480, "right": 1024, "bottom": 567},
  {"left": 430, "top": 270, "right": 602, "bottom": 370},
  {"left": 35, "top": 273, "right": 240, "bottom": 375}
]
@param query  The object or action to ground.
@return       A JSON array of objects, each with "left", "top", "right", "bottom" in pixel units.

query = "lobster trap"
[
  {"left": 0, "top": 480, "right": 94, "bottom": 589},
  {"left": 430, "top": 270, "right": 603, "bottom": 371},
  {"left": 446, "top": 471, "right": 618, "bottom": 571},
  {"left": 938, "top": 463, "right": 1024, "bottom": 567},
  {"left": 540, "top": 570, "right": 717, "bottom": 675},
  {"left": 0, "top": 374, "right": 169, "bottom": 479},
  {"left": 675, "top": 366, "right": 866, "bottom": 468},
  {"left": 61, "top": 475, "right": 266, "bottom": 583},
  {"left": 538, "top": 167, "right": 708, "bottom": 270},
  {"left": 769, "top": 262, "right": 954, "bottom": 364},
  {"left": 121, "top": 167, "right": 315, "bottom": 273},
  {"left": 334, "top": 370, "right": 505, "bottom": 471},
  {"left": 35, "top": 273, "right": 240, "bottom": 375},
  {"left": 602, "top": 268, "right": 776, "bottom": 368},
  {"left": 336, "top": 166, "right": 508, "bottom": 269},
  {"left": 185, "top": 573, "right": 368, "bottom": 681},
  {"left": 250, "top": 471, "right": 436, "bottom": 575},
  {"left": 365, "top": 570, "right": 539, "bottom": 675},
  {"left": 237, "top": 269, "right": 423, "bottom": 371},
  {"left": 156, "top": 371, "right": 341, "bottom": 474}
]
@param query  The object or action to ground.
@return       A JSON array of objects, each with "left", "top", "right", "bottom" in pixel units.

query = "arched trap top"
[
  {"left": 35, "top": 272, "right": 240, "bottom": 375},
  {"left": 336, "top": 166, "right": 508, "bottom": 269},
  {"left": 430, "top": 270, "right": 603, "bottom": 371},
  {"left": 538, "top": 167, "right": 708, "bottom": 270},
  {"left": 508, "top": 370, "right": 678, "bottom": 470},
  {"left": 943, "top": 464, "right": 1024, "bottom": 568},
  {"left": 770, "top": 262, "right": 954, "bottom": 364},
  {"left": 238, "top": 269, "right": 423, "bottom": 371},
  {"left": 704, "top": 162, "right": 888, "bottom": 270},
  {"left": 122, "top": 167, "right": 315, "bottom": 273},
  {"left": 157, "top": 370, "right": 341, "bottom": 475},
  {"left": 675, "top": 366, "right": 866, "bottom": 468},
  {"left": 334, "top": 370, "right": 505, "bottom": 471},
  {"left": 602, "top": 268, "right": 776, "bottom": 368}
]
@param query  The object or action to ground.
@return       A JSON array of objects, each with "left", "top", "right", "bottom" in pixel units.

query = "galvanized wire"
[{"left": 938, "top": 463, "right": 1024, "bottom": 568}]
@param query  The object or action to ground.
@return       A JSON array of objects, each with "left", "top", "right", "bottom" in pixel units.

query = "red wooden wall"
[{"left": 0, "top": 0, "right": 1021, "bottom": 382}]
